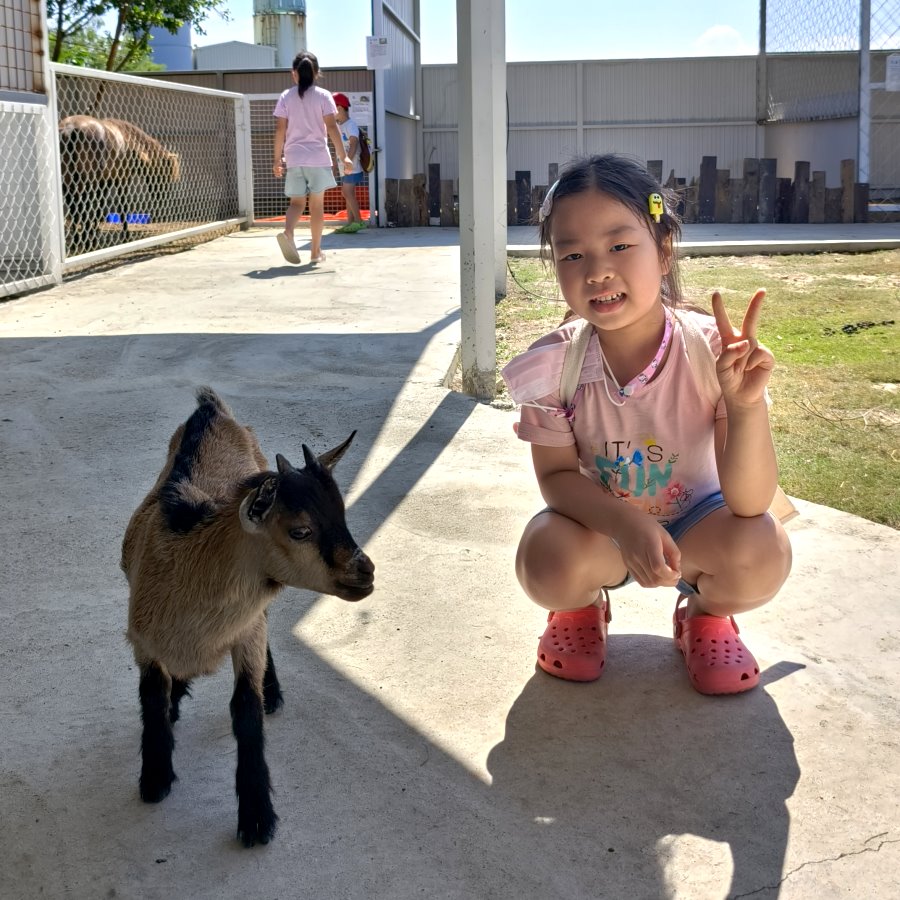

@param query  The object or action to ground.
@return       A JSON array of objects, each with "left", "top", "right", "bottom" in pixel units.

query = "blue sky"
[{"left": 188, "top": 0, "right": 760, "bottom": 65}]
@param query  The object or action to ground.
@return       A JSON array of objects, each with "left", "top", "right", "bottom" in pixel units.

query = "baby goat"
[{"left": 121, "top": 387, "right": 375, "bottom": 846}]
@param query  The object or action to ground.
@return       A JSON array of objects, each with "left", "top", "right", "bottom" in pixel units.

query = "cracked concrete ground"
[{"left": 1, "top": 224, "right": 899, "bottom": 899}]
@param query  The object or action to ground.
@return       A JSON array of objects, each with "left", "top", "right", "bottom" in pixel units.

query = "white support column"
[
  {"left": 41, "top": 4, "right": 64, "bottom": 287},
  {"left": 858, "top": 0, "right": 871, "bottom": 183},
  {"left": 371, "top": 0, "right": 388, "bottom": 228},
  {"left": 234, "top": 95, "right": 255, "bottom": 227},
  {"left": 457, "top": 0, "right": 506, "bottom": 399}
]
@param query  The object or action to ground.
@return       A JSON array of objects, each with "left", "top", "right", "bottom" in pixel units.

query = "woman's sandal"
[
  {"left": 276, "top": 232, "right": 300, "bottom": 264},
  {"left": 673, "top": 595, "right": 760, "bottom": 695},
  {"left": 537, "top": 591, "right": 611, "bottom": 682}
]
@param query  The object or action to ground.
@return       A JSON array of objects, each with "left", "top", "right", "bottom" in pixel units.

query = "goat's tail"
[{"left": 159, "top": 388, "right": 230, "bottom": 533}]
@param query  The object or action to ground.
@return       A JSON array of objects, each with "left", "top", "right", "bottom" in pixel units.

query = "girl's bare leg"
[
  {"left": 677, "top": 508, "right": 792, "bottom": 617},
  {"left": 341, "top": 183, "right": 361, "bottom": 224},
  {"left": 308, "top": 192, "right": 325, "bottom": 259},
  {"left": 284, "top": 196, "right": 307, "bottom": 241},
  {"left": 515, "top": 511, "right": 627, "bottom": 611}
]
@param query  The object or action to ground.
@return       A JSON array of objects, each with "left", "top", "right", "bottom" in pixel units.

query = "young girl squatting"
[{"left": 502, "top": 154, "right": 792, "bottom": 695}]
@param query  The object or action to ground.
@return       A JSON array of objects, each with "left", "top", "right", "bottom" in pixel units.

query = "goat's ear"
[
  {"left": 239, "top": 476, "right": 278, "bottom": 532},
  {"left": 310, "top": 431, "right": 356, "bottom": 472},
  {"left": 275, "top": 453, "right": 296, "bottom": 475}
]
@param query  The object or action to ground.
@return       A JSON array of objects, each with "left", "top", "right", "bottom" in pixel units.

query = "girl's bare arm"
[
  {"left": 324, "top": 114, "right": 353, "bottom": 174},
  {"left": 712, "top": 290, "right": 779, "bottom": 515}
]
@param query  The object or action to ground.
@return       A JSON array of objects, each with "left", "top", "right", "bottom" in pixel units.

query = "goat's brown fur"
[{"left": 121, "top": 387, "right": 374, "bottom": 845}]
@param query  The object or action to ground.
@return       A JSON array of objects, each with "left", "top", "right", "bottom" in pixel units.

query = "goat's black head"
[{"left": 239, "top": 432, "right": 374, "bottom": 601}]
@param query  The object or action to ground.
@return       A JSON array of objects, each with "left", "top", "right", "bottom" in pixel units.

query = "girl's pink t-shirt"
[
  {"left": 502, "top": 312, "right": 727, "bottom": 527},
  {"left": 273, "top": 85, "right": 337, "bottom": 168}
]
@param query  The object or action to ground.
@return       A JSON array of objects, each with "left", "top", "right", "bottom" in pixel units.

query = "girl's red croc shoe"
[
  {"left": 673, "top": 595, "right": 760, "bottom": 695},
  {"left": 537, "top": 593, "right": 611, "bottom": 682}
]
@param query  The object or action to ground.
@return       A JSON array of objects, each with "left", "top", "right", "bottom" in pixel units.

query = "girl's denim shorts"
[{"left": 284, "top": 166, "right": 337, "bottom": 197}]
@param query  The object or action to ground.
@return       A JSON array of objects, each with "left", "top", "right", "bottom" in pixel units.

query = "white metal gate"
[
  {"left": 0, "top": 100, "right": 61, "bottom": 299},
  {"left": 52, "top": 64, "right": 254, "bottom": 269}
]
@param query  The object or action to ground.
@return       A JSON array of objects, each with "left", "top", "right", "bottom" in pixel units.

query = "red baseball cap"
[{"left": 332, "top": 92, "right": 350, "bottom": 109}]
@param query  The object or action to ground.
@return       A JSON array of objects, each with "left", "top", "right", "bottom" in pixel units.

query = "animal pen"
[{"left": 1, "top": 64, "right": 254, "bottom": 300}]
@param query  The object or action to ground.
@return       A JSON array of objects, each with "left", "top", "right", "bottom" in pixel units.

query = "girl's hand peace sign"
[{"left": 712, "top": 289, "right": 775, "bottom": 408}]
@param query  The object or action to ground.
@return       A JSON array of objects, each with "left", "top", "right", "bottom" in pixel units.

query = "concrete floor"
[{"left": 1, "top": 224, "right": 899, "bottom": 899}]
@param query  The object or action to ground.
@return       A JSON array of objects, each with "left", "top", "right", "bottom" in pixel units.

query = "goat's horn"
[{"left": 275, "top": 453, "right": 296, "bottom": 474}]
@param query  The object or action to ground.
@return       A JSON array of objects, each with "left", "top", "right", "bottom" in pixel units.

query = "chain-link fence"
[
  {"left": 869, "top": 0, "right": 900, "bottom": 209},
  {"left": 53, "top": 64, "right": 252, "bottom": 262},
  {"left": 762, "top": 0, "right": 900, "bottom": 216},
  {"left": 249, "top": 95, "right": 370, "bottom": 225},
  {"left": 0, "top": 101, "right": 62, "bottom": 299}
]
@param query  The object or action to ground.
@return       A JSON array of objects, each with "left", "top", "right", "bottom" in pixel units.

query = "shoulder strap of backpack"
[
  {"left": 560, "top": 318, "right": 593, "bottom": 407},
  {"left": 672, "top": 309, "right": 722, "bottom": 409}
]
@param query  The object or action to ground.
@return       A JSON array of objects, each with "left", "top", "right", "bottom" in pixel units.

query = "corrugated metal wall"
[
  {"left": 425, "top": 57, "right": 764, "bottom": 190},
  {"left": 145, "top": 49, "right": 900, "bottom": 207},
  {"left": 148, "top": 67, "right": 373, "bottom": 97},
  {"left": 424, "top": 53, "right": 900, "bottom": 193}
]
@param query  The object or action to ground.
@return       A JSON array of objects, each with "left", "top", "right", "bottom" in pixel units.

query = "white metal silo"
[{"left": 253, "top": 0, "right": 307, "bottom": 69}]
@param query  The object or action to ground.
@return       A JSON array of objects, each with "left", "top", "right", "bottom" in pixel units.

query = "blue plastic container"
[{"left": 105, "top": 213, "right": 151, "bottom": 224}]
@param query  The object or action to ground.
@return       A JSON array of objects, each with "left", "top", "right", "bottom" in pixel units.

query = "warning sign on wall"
[{"left": 887, "top": 54, "right": 900, "bottom": 92}]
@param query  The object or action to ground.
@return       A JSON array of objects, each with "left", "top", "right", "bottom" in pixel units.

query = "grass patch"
[{"left": 495, "top": 250, "right": 900, "bottom": 529}]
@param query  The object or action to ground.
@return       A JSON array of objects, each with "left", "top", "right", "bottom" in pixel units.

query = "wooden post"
[
  {"left": 674, "top": 177, "right": 686, "bottom": 219},
  {"left": 683, "top": 178, "right": 698, "bottom": 223},
  {"left": 413, "top": 173, "right": 428, "bottom": 225},
  {"left": 742, "top": 158, "right": 759, "bottom": 223},
  {"left": 440, "top": 179, "right": 455, "bottom": 226},
  {"left": 507, "top": 181, "right": 517, "bottom": 225},
  {"left": 758, "top": 158, "right": 777, "bottom": 223},
  {"left": 841, "top": 159, "right": 855, "bottom": 223},
  {"left": 548, "top": 162, "right": 558, "bottom": 186},
  {"left": 730, "top": 178, "right": 743, "bottom": 223},
  {"left": 647, "top": 159, "right": 663, "bottom": 182},
  {"left": 825, "top": 187, "right": 842, "bottom": 223},
  {"left": 428, "top": 163, "right": 441, "bottom": 224},
  {"left": 531, "top": 185, "right": 545, "bottom": 220},
  {"left": 715, "top": 169, "right": 731, "bottom": 223},
  {"left": 698, "top": 156, "right": 717, "bottom": 223},
  {"left": 398, "top": 179, "right": 415, "bottom": 226},
  {"left": 775, "top": 178, "right": 792, "bottom": 223},
  {"left": 790, "top": 161, "right": 810, "bottom": 223},
  {"left": 809, "top": 171, "right": 826, "bottom": 223},
  {"left": 854, "top": 182, "right": 870, "bottom": 222},
  {"left": 515, "top": 170, "right": 531, "bottom": 225},
  {"left": 385, "top": 177, "right": 399, "bottom": 225}
]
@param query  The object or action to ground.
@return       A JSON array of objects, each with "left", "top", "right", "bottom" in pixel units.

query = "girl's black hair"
[
  {"left": 293, "top": 51, "right": 320, "bottom": 98},
  {"left": 539, "top": 153, "right": 685, "bottom": 308}
]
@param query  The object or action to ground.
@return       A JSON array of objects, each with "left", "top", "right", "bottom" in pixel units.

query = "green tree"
[
  {"left": 52, "top": 24, "right": 162, "bottom": 71},
  {"left": 48, "top": 0, "right": 229, "bottom": 72}
]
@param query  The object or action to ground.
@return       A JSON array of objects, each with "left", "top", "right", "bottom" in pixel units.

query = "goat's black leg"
[
  {"left": 230, "top": 672, "right": 277, "bottom": 846},
  {"left": 138, "top": 661, "right": 177, "bottom": 802},
  {"left": 169, "top": 678, "right": 192, "bottom": 723},
  {"left": 262, "top": 644, "right": 283, "bottom": 714}
]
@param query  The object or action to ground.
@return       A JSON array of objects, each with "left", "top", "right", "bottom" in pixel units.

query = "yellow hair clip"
[{"left": 648, "top": 192, "right": 663, "bottom": 223}]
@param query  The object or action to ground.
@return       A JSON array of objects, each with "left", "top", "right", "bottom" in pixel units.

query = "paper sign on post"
[
  {"left": 366, "top": 36, "right": 391, "bottom": 70},
  {"left": 348, "top": 93, "right": 372, "bottom": 129},
  {"left": 886, "top": 54, "right": 900, "bottom": 92}
]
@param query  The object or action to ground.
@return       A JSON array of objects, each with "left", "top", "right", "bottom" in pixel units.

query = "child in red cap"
[{"left": 331, "top": 92, "right": 366, "bottom": 234}]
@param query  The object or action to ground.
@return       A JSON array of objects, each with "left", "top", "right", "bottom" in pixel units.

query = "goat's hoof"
[
  {"left": 263, "top": 688, "right": 283, "bottom": 715},
  {"left": 139, "top": 769, "right": 176, "bottom": 803},
  {"left": 237, "top": 805, "right": 278, "bottom": 847}
]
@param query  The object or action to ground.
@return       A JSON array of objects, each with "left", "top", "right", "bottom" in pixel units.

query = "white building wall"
[
  {"left": 423, "top": 54, "right": 900, "bottom": 193},
  {"left": 424, "top": 57, "right": 763, "bottom": 189},
  {"left": 195, "top": 42, "right": 276, "bottom": 71}
]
